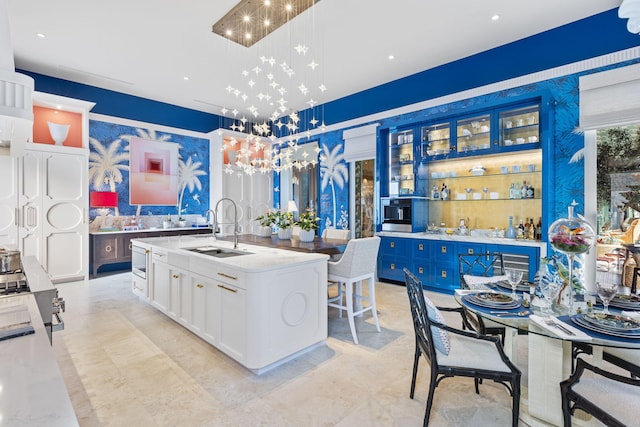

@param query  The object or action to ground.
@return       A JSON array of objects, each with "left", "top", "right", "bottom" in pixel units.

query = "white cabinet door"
[
  {"left": 41, "top": 150, "right": 88, "bottom": 281},
  {"left": 167, "top": 267, "right": 186, "bottom": 320},
  {"left": 18, "top": 147, "right": 88, "bottom": 282},
  {"left": 223, "top": 170, "right": 272, "bottom": 235},
  {"left": 217, "top": 281, "right": 246, "bottom": 362},
  {"left": 18, "top": 150, "right": 43, "bottom": 260},
  {"left": 178, "top": 273, "right": 193, "bottom": 327},
  {"left": 0, "top": 156, "right": 18, "bottom": 248},
  {"left": 151, "top": 260, "right": 170, "bottom": 313},
  {"left": 190, "top": 273, "right": 218, "bottom": 345}
]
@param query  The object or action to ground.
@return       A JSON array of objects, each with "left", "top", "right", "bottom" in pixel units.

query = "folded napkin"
[
  {"left": 463, "top": 274, "right": 508, "bottom": 289},
  {"left": 454, "top": 289, "right": 482, "bottom": 296},
  {"left": 621, "top": 310, "right": 640, "bottom": 320},
  {"left": 529, "top": 315, "right": 592, "bottom": 342}
]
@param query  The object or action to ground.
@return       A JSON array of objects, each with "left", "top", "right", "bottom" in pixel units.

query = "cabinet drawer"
[
  {"left": 433, "top": 241, "right": 455, "bottom": 257},
  {"left": 431, "top": 264, "right": 456, "bottom": 289},
  {"left": 412, "top": 240, "right": 431, "bottom": 260},
  {"left": 457, "top": 243, "right": 485, "bottom": 257},
  {"left": 380, "top": 237, "right": 408, "bottom": 255},
  {"left": 412, "top": 261, "right": 430, "bottom": 283},
  {"left": 95, "top": 236, "right": 119, "bottom": 262},
  {"left": 378, "top": 256, "right": 408, "bottom": 282}
]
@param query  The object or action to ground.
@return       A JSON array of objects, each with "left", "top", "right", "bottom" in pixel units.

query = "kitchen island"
[{"left": 131, "top": 235, "right": 329, "bottom": 374}]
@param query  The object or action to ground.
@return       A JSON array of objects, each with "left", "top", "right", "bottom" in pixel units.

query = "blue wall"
[{"left": 22, "top": 8, "right": 640, "bottom": 233}]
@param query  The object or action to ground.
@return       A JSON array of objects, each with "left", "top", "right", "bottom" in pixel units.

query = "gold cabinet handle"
[
  {"left": 390, "top": 241, "right": 395, "bottom": 248},
  {"left": 172, "top": 274, "right": 179, "bottom": 279},
  {"left": 217, "top": 284, "right": 237, "bottom": 293},
  {"left": 441, "top": 246, "right": 447, "bottom": 254},
  {"left": 145, "top": 249, "right": 150, "bottom": 254},
  {"left": 418, "top": 266, "right": 424, "bottom": 274},
  {"left": 441, "top": 270, "right": 447, "bottom": 278},
  {"left": 418, "top": 243, "right": 423, "bottom": 251},
  {"left": 390, "top": 263, "right": 395, "bottom": 270},
  {"left": 217, "top": 272, "right": 237, "bottom": 280},
  {"left": 196, "top": 284, "right": 204, "bottom": 289},
  {"left": 467, "top": 248, "right": 474, "bottom": 255}
]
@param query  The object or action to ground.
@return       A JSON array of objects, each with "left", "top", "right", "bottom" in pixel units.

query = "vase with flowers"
[
  {"left": 296, "top": 209, "right": 320, "bottom": 242},
  {"left": 254, "top": 210, "right": 276, "bottom": 237},
  {"left": 274, "top": 210, "right": 294, "bottom": 239}
]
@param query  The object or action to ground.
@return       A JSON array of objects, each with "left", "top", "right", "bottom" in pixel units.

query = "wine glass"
[
  {"left": 506, "top": 269, "right": 524, "bottom": 300},
  {"left": 482, "top": 187, "right": 489, "bottom": 199},
  {"left": 539, "top": 274, "right": 562, "bottom": 315},
  {"left": 596, "top": 281, "right": 618, "bottom": 315}
]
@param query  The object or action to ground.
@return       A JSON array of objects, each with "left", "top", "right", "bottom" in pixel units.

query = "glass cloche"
[{"left": 548, "top": 201, "right": 595, "bottom": 256}]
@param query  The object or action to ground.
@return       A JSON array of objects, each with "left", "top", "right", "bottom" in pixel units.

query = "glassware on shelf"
[{"left": 548, "top": 201, "right": 596, "bottom": 313}]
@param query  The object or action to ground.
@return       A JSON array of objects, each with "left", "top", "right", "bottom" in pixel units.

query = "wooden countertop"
[{"left": 212, "top": 234, "right": 346, "bottom": 255}]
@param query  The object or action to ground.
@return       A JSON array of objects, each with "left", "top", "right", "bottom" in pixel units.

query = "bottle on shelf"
[
  {"left": 505, "top": 216, "right": 517, "bottom": 239},
  {"left": 517, "top": 218, "right": 525, "bottom": 239},
  {"left": 509, "top": 183, "right": 515, "bottom": 199},
  {"left": 535, "top": 217, "right": 542, "bottom": 240},
  {"left": 440, "top": 183, "right": 449, "bottom": 200},
  {"left": 514, "top": 182, "right": 521, "bottom": 199},
  {"left": 432, "top": 185, "right": 440, "bottom": 200},
  {"left": 521, "top": 181, "right": 528, "bottom": 199},
  {"left": 526, "top": 182, "right": 535, "bottom": 199},
  {"left": 528, "top": 218, "right": 536, "bottom": 240}
]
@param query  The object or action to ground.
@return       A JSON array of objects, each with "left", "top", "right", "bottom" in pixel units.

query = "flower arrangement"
[
  {"left": 549, "top": 225, "right": 593, "bottom": 254},
  {"left": 273, "top": 210, "right": 294, "bottom": 229},
  {"left": 296, "top": 209, "right": 320, "bottom": 231},
  {"left": 255, "top": 210, "right": 278, "bottom": 227}
]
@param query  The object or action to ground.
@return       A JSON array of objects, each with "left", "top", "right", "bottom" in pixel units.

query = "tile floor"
[{"left": 53, "top": 273, "right": 526, "bottom": 426}]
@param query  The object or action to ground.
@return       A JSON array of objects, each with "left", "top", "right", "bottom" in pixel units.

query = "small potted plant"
[
  {"left": 254, "top": 210, "right": 276, "bottom": 237},
  {"left": 274, "top": 210, "right": 294, "bottom": 239},
  {"left": 296, "top": 209, "right": 320, "bottom": 242}
]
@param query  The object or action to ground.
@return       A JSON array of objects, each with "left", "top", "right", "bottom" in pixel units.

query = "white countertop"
[
  {"left": 377, "top": 230, "right": 545, "bottom": 248},
  {"left": 0, "top": 293, "right": 77, "bottom": 426},
  {"left": 90, "top": 226, "right": 211, "bottom": 235},
  {"left": 132, "top": 235, "right": 329, "bottom": 272}
]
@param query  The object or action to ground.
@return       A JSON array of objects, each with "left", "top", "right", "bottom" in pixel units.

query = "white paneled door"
[
  {"left": 18, "top": 146, "right": 88, "bottom": 282},
  {"left": 0, "top": 156, "right": 18, "bottom": 248}
]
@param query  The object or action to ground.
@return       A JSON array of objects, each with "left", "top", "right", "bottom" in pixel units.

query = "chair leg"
[
  {"left": 512, "top": 376, "right": 521, "bottom": 427},
  {"left": 424, "top": 371, "right": 437, "bottom": 426},
  {"left": 345, "top": 280, "right": 358, "bottom": 344},
  {"left": 337, "top": 281, "right": 343, "bottom": 318},
  {"left": 410, "top": 342, "right": 421, "bottom": 399},
  {"left": 368, "top": 276, "right": 381, "bottom": 332}
]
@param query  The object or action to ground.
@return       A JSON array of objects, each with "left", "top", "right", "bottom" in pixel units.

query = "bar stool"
[{"left": 327, "top": 236, "right": 380, "bottom": 344}]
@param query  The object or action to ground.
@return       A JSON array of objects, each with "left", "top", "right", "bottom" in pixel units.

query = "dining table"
[{"left": 456, "top": 286, "right": 640, "bottom": 426}]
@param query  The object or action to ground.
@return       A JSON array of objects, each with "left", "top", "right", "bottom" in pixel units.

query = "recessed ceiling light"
[
  {"left": 245, "top": 32, "right": 252, "bottom": 40},
  {"left": 36, "top": 33, "right": 45, "bottom": 38},
  {"left": 388, "top": 55, "right": 395, "bottom": 60},
  {"left": 264, "top": 19, "right": 270, "bottom": 27},
  {"left": 491, "top": 14, "right": 500, "bottom": 21},
  {"left": 243, "top": 15, "right": 250, "bottom": 22},
  {"left": 264, "top": 0, "right": 271, "bottom": 5},
  {"left": 225, "top": 29, "right": 233, "bottom": 36},
  {"left": 183, "top": 76, "right": 190, "bottom": 81}
]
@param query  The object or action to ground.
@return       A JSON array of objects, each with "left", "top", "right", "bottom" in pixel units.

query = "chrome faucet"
[{"left": 210, "top": 198, "right": 239, "bottom": 249}]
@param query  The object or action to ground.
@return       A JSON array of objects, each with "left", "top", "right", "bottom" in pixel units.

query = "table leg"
[{"left": 528, "top": 333, "right": 573, "bottom": 426}]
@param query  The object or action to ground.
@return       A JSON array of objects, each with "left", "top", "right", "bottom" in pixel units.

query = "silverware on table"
[{"left": 544, "top": 318, "right": 575, "bottom": 335}]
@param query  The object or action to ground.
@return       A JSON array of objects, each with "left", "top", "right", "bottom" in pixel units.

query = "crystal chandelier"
[{"left": 214, "top": 0, "right": 326, "bottom": 176}]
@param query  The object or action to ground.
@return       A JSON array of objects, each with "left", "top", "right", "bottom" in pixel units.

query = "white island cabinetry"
[{"left": 137, "top": 236, "right": 328, "bottom": 374}]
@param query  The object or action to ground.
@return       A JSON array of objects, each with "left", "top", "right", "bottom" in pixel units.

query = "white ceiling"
[{"left": 7, "top": 0, "right": 622, "bottom": 122}]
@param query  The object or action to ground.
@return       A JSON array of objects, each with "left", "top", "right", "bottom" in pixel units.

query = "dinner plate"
[
  {"left": 494, "top": 280, "right": 531, "bottom": 292},
  {"left": 582, "top": 312, "right": 640, "bottom": 331},
  {"left": 570, "top": 314, "right": 640, "bottom": 339},
  {"left": 463, "top": 293, "right": 520, "bottom": 310}
]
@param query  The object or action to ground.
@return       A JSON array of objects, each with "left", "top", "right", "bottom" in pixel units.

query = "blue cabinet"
[
  {"left": 378, "top": 237, "right": 410, "bottom": 283},
  {"left": 377, "top": 236, "right": 541, "bottom": 294}
]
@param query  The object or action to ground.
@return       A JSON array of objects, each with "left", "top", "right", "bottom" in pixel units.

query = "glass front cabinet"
[
  {"left": 388, "top": 128, "right": 417, "bottom": 196},
  {"left": 378, "top": 98, "right": 548, "bottom": 292}
]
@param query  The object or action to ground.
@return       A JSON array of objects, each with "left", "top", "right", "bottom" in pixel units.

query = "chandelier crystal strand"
[{"left": 218, "top": 0, "right": 325, "bottom": 175}]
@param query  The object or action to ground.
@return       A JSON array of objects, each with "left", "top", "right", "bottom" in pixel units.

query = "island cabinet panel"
[{"left": 142, "top": 239, "right": 328, "bottom": 374}]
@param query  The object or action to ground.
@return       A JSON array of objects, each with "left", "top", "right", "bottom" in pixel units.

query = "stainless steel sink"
[{"left": 186, "top": 246, "right": 251, "bottom": 258}]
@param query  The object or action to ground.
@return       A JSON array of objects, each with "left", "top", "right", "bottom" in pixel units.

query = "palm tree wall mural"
[
  {"left": 88, "top": 119, "right": 210, "bottom": 218},
  {"left": 319, "top": 142, "right": 348, "bottom": 228}
]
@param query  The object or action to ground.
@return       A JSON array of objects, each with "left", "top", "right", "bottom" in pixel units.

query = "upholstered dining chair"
[
  {"left": 322, "top": 227, "right": 350, "bottom": 241},
  {"left": 561, "top": 358, "right": 640, "bottom": 427},
  {"left": 458, "top": 252, "right": 508, "bottom": 342},
  {"left": 327, "top": 236, "right": 380, "bottom": 344},
  {"left": 403, "top": 268, "right": 521, "bottom": 427}
]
